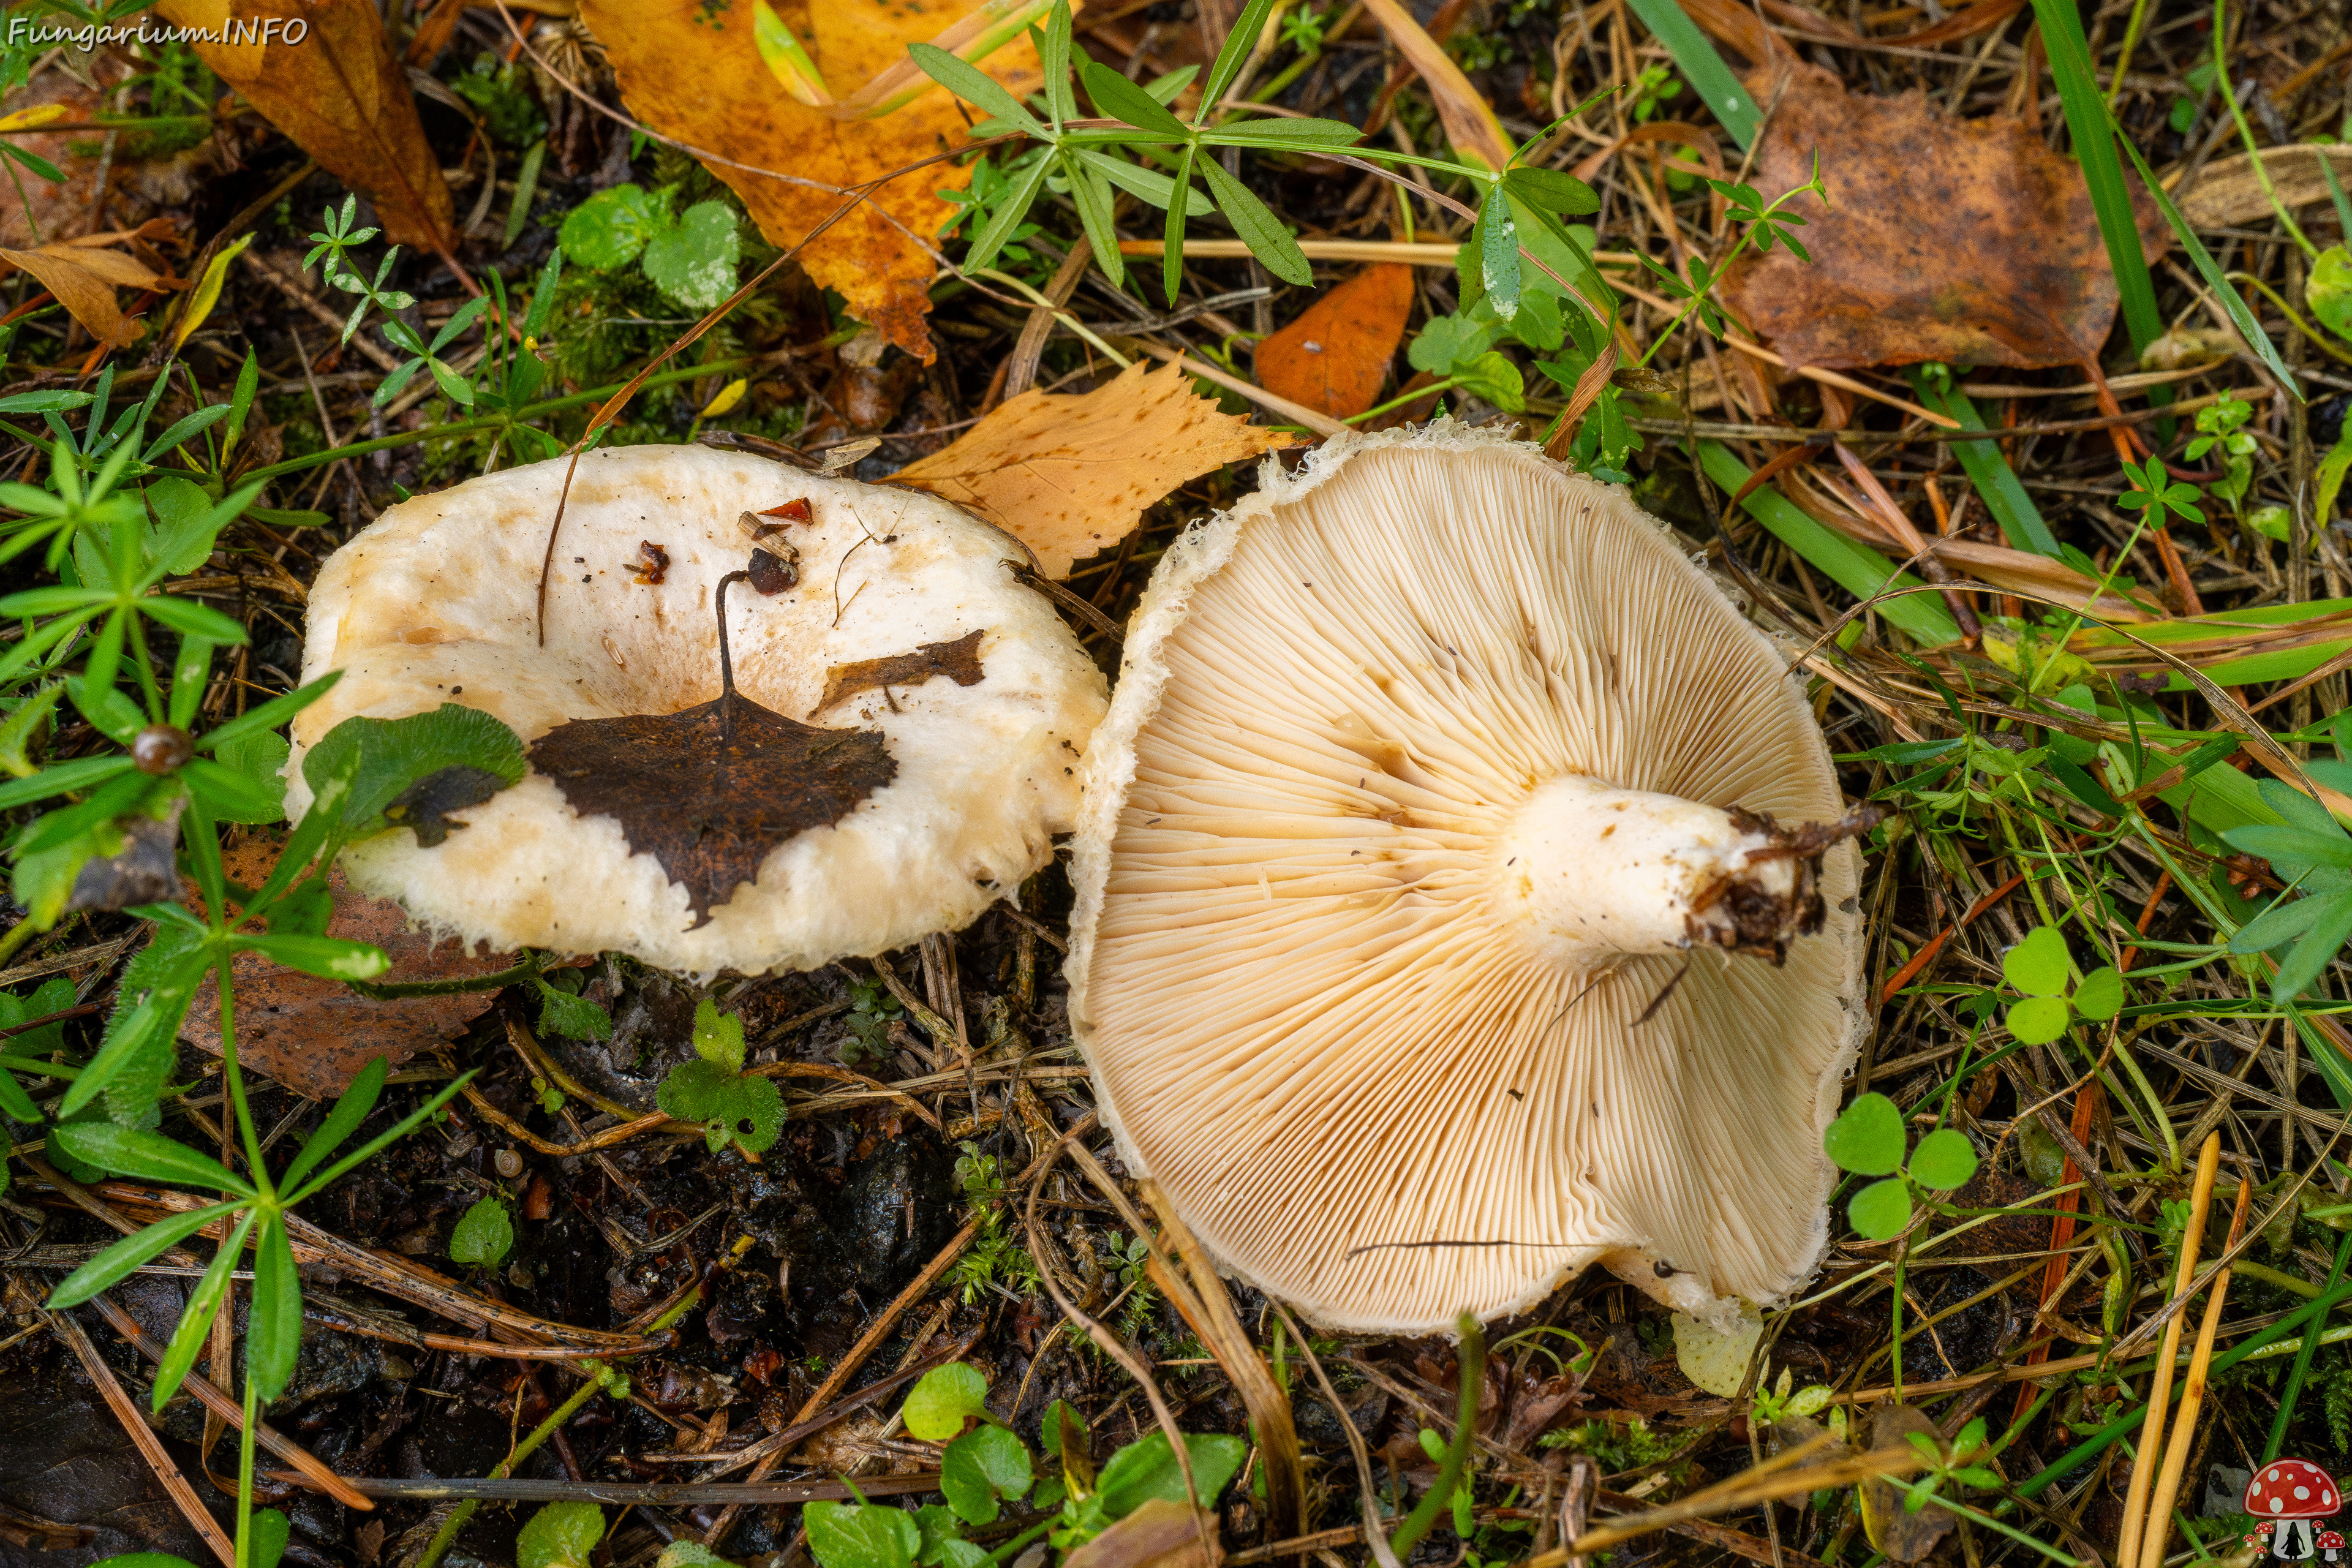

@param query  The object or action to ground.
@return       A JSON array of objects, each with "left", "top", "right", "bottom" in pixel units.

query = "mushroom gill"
[{"left": 1066, "top": 423, "right": 1867, "bottom": 1335}]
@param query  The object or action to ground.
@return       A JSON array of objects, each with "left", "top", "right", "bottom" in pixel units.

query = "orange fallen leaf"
[
  {"left": 893, "top": 361, "right": 1292, "bottom": 578},
  {"left": 1716, "top": 64, "right": 2166, "bottom": 370},
  {"left": 576, "top": 0, "right": 1051, "bottom": 362},
  {"left": 153, "top": 0, "right": 455, "bottom": 252},
  {"left": 1254, "top": 264, "right": 1416, "bottom": 420},
  {"left": 183, "top": 835, "right": 514, "bottom": 1097},
  {"left": 0, "top": 239, "right": 160, "bottom": 348}
]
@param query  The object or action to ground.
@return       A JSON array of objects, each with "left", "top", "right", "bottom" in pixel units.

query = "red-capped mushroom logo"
[
  {"left": 2320, "top": 1528, "right": 2346, "bottom": 1562},
  {"left": 2245, "top": 1460, "right": 2343, "bottom": 1561}
]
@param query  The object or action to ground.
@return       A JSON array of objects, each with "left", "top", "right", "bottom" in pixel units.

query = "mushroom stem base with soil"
[{"left": 1498, "top": 776, "right": 1883, "bottom": 967}]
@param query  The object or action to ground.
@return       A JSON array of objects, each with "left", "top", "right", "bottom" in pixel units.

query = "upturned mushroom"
[
  {"left": 1066, "top": 423, "right": 1870, "bottom": 1335},
  {"left": 290, "top": 445, "right": 1107, "bottom": 974}
]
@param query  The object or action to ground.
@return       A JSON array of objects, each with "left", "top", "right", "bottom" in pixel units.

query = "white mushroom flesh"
[
  {"left": 1498, "top": 774, "right": 1799, "bottom": 966},
  {"left": 290, "top": 445, "right": 1107, "bottom": 975},
  {"left": 1068, "top": 423, "right": 1863, "bottom": 1335}
]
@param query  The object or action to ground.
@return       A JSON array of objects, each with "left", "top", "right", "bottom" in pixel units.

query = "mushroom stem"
[{"left": 1497, "top": 774, "right": 1882, "bottom": 968}]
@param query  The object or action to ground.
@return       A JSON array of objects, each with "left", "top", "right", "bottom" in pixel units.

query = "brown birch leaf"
[
  {"left": 893, "top": 362, "right": 1293, "bottom": 578},
  {"left": 152, "top": 0, "right": 455, "bottom": 252}
]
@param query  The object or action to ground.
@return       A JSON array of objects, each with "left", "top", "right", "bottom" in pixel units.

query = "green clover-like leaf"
[
  {"left": 1907, "top": 1128, "right": 1979, "bottom": 1191},
  {"left": 1822, "top": 1092, "right": 1905, "bottom": 1177},
  {"left": 1847, "top": 1177, "right": 1913, "bottom": 1241},
  {"left": 2002, "top": 927, "right": 2071, "bottom": 996}
]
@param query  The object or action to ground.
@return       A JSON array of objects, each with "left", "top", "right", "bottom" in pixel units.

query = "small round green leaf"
[
  {"left": 1908, "top": 1129, "right": 1979, "bottom": 1192},
  {"left": 558, "top": 184, "right": 662, "bottom": 272},
  {"left": 449, "top": 1197, "right": 513, "bottom": 1267},
  {"left": 2002, "top": 926, "right": 2071, "bottom": 996},
  {"left": 940, "top": 1423, "right": 1033, "bottom": 1525},
  {"left": 2004, "top": 994, "right": 2072, "bottom": 1045},
  {"left": 902, "top": 1362, "right": 990, "bottom": 1441},
  {"left": 1847, "top": 1177, "right": 1913, "bottom": 1241},
  {"left": 1822, "top": 1092, "right": 1906, "bottom": 1177},
  {"left": 806, "top": 1502, "right": 919, "bottom": 1568},
  {"left": 2309, "top": 245, "right": 2352, "bottom": 341},
  {"left": 643, "top": 201, "right": 741, "bottom": 312},
  {"left": 516, "top": 1502, "right": 605, "bottom": 1568},
  {"left": 716, "top": 1074, "right": 785, "bottom": 1153},
  {"left": 2072, "top": 965, "right": 2124, "bottom": 1021}
]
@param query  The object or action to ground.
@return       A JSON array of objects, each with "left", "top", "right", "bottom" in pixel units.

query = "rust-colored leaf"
[
  {"left": 1716, "top": 64, "right": 2168, "bottom": 371},
  {"left": 818, "top": 629, "right": 986, "bottom": 712},
  {"left": 575, "top": 0, "right": 1050, "bottom": 362},
  {"left": 153, "top": 0, "right": 454, "bottom": 252},
  {"left": 893, "top": 361, "right": 1293, "bottom": 578},
  {"left": 1254, "top": 265, "right": 1417, "bottom": 421},
  {"left": 183, "top": 836, "right": 514, "bottom": 1097}
]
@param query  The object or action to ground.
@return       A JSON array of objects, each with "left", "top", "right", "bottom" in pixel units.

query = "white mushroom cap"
[
  {"left": 1066, "top": 423, "right": 1864, "bottom": 1335},
  {"left": 289, "top": 445, "right": 1107, "bottom": 975}
]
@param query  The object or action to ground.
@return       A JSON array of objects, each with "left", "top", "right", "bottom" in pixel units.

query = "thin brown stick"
[
  {"left": 1134, "top": 1174, "right": 1308, "bottom": 1537},
  {"left": 1023, "top": 1129, "right": 1208, "bottom": 1563},
  {"left": 77, "top": 1180, "right": 643, "bottom": 1350},
  {"left": 2136, "top": 1174, "right": 2252, "bottom": 1568},
  {"left": 697, "top": 1114, "right": 1098, "bottom": 1546},
  {"left": 84, "top": 1292, "right": 374, "bottom": 1511},
  {"left": 2116, "top": 1131, "right": 2222, "bottom": 1568},
  {"left": 47, "top": 1306, "right": 238, "bottom": 1567}
]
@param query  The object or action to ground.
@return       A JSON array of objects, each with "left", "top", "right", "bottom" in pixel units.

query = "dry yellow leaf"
[
  {"left": 154, "top": 0, "right": 454, "bottom": 252},
  {"left": 576, "top": 0, "right": 1050, "bottom": 363},
  {"left": 0, "top": 240, "right": 160, "bottom": 349},
  {"left": 894, "top": 362, "right": 1294, "bottom": 579}
]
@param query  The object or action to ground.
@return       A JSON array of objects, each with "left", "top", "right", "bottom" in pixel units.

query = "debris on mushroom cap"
[
  {"left": 1066, "top": 422, "right": 1867, "bottom": 1336},
  {"left": 2246, "top": 1459, "right": 2341, "bottom": 1517},
  {"left": 288, "top": 445, "right": 1107, "bottom": 975}
]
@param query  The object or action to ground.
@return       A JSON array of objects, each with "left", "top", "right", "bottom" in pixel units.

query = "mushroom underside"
[{"left": 1069, "top": 424, "right": 1866, "bottom": 1335}]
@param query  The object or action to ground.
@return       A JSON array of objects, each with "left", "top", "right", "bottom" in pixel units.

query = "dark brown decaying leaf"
[
  {"left": 384, "top": 766, "right": 506, "bottom": 847},
  {"left": 529, "top": 692, "right": 895, "bottom": 929},
  {"left": 67, "top": 812, "right": 182, "bottom": 913},
  {"left": 1856, "top": 1403, "right": 1954, "bottom": 1562},
  {"left": 183, "top": 836, "right": 516, "bottom": 1096},
  {"left": 817, "top": 630, "right": 986, "bottom": 713},
  {"left": 1716, "top": 64, "right": 2168, "bottom": 371},
  {"left": 151, "top": 0, "right": 454, "bottom": 252}
]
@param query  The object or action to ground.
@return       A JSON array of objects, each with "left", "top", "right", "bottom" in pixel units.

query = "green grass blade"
[
  {"left": 2266, "top": 1224, "right": 2352, "bottom": 1461},
  {"left": 1619, "top": 0, "right": 1758, "bottom": 148},
  {"left": 1908, "top": 371, "right": 2064, "bottom": 557},
  {"left": 2106, "top": 104, "right": 2304, "bottom": 396},
  {"left": 2031, "top": 0, "right": 2166, "bottom": 372},
  {"left": 1694, "top": 441, "right": 1962, "bottom": 646}
]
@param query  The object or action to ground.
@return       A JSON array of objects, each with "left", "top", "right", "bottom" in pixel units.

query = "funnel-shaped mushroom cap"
[
  {"left": 290, "top": 445, "right": 1107, "bottom": 974},
  {"left": 1067, "top": 423, "right": 1864, "bottom": 1335}
]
